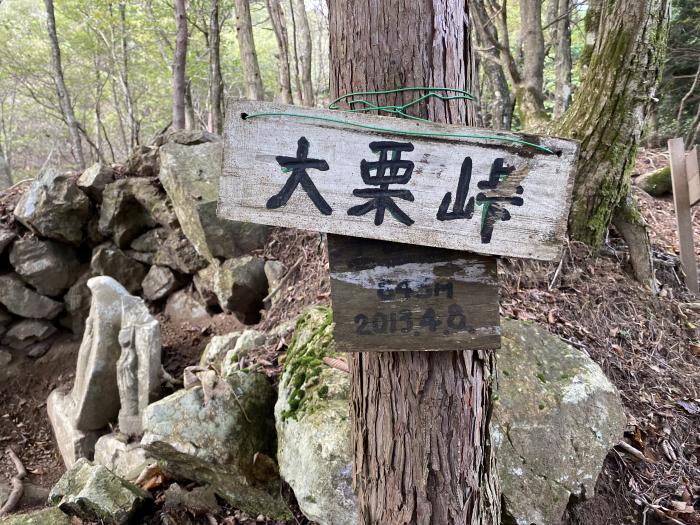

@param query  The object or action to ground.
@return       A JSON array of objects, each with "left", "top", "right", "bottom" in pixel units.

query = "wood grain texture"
[
  {"left": 669, "top": 138, "right": 698, "bottom": 293},
  {"left": 220, "top": 100, "right": 579, "bottom": 261},
  {"left": 686, "top": 146, "right": 700, "bottom": 208},
  {"left": 328, "top": 236, "right": 499, "bottom": 352}
]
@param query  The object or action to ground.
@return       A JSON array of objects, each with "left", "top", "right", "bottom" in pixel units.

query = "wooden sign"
[
  {"left": 328, "top": 236, "right": 499, "bottom": 352},
  {"left": 220, "top": 101, "right": 579, "bottom": 261}
]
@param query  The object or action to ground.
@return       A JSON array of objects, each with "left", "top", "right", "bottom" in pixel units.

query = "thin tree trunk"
[
  {"left": 517, "top": 0, "right": 548, "bottom": 128},
  {"left": 118, "top": 1, "right": 138, "bottom": 147},
  {"left": 677, "top": 62, "right": 700, "bottom": 141},
  {"left": 234, "top": 0, "right": 264, "bottom": 100},
  {"left": 555, "top": 0, "right": 671, "bottom": 248},
  {"left": 0, "top": 153, "right": 11, "bottom": 190},
  {"left": 185, "top": 79, "right": 196, "bottom": 130},
  {"left": 329, "top": 2, "right": 500, "bottom": 523},
  {"left": 292, "top": 0, "right": 314, "bottom": 106},
  {"left": 44, "top": 0, "right": 85, "bottom": 169},
  {"left": 173, "top": 0, "right": 188, "bottom": 129},
  {"left": 209, "top": 0, "right": 224, "bottom": 133},
  {"left": 686, "top": 100, "right": 700, "bottom": 148},
  {"left": 266, "top": 0, "right": 293, "bottom": 104},
  {"left": 288, "top": 0, "right": 303, "bottom": 104},
  {"left": 553, "top": 0, "right": 572, "bottom": 118}
]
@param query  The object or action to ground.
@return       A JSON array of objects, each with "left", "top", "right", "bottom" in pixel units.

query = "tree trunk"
[
  {"left": 553, "top": 0, "right": 572, "bottom": 118},
  {"left": 555, "top": 0, "right": 670, "bottom": 248},
  {"left": 517, "top": 0, "right": 548, "bottom": 129},
  {"left": 266, "top": 0, "right": 293, "bottom": 104},
  {"left": 329, "top": 2, "right": 500, "bottom": 524},
  {"left": 118, "top": 1, "right": 139, "bottom": 147},
  {"left": 209, "top": 0, "right": 224, "bottom": 133},
  {"left": 185, "top": 79, "right": 196, "bottom": 130},
  {"left": 0, "top": 153, "right": 11, "bottom": 190},
  {"left": 173, "top": 0, "right": 188, "bottom": 129},
  {"left": 287, "top": 0, "right": 303, "bottom": 104},
  {"left": 44, "top": 0, "right": 85, "bottom": 169},
  {"left": 234, "top": 0, "right": 264, "bottom": 100},
  {"left": 292, "top": 0, "right": 314, "bottom": 106}
]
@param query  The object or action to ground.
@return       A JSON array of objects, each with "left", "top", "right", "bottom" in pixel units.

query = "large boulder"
[
  {"left": 164, "top": 288, "right": 211, "bottom": 326},
  {"left": 1, "top": 318, "right": 56, "bottom": 350},
  {"left": 141, "top": 369, "right": 289, "bottom": 519},
  {"left": 0, "top": 226, "right": 16, "bottom": 255},
  {"left": 14, "top": 169, "right": 90, "bottom": 245},
  {"left": 159, "top": 140, "right": 269, "bottom": 261},
  {"left": 90, "top": 243, "right": 147, "bottom": 294},
  {"left": 273, "top": 314, "right": 626, "bottom": 525},
  {"left": 0, "top": 273, "right": 63, "bottom": 319},
  {"left": 141, "top": 265, "right": 183, "bottom": 302},
  {"left": 62, "top": 270, "right": 91, "bottom": 335},
  {"left": 152, "top": 228, "right": 207, "bottom": 274},
  {"left": 636, "top": 166, "right": 672, "bottom": 197},
  {"left": 9, "top": 236, "right": 81, "bottom": 297},
  {"left": 94, "top": 433, "right": 154, "bottom": 482},
  {"left": 275, "top": 307, "right": 356, "bottom": 525},
  {"left": 76, "top": 163, "right": 115, "bottom": 202},
  {"left": 49, "top": 458, "right": 151, "bottom": 525},
  {"left": 99, "top": 178, "right": 177, "bottom": 248},
  {"left": 493, "top": 319, "right": 626, "bottom": 525}
]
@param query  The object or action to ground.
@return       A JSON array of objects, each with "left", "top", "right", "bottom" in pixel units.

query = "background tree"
[
  {"left": 292, "top": 0, "right": 314, "bottom": 106},
  {"left": 234, "top": 0, "right": 264, "bottom": 100},
  {"left": 173, "top": 0, "right": 188, "bottom": 129},
  {"left": 266, "top": 0, "right": 293, "bottom": 103},
  {"left": 329, "top": 1, "right": 500, "bottom": 523},
  {"left": 44, "top": 0, "right": 85, "bottom": 169},
  {"left": 209, "top": 0, "right": 224, "bottom": 133}
]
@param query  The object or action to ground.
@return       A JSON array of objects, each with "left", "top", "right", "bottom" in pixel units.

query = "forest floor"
[{"left": 0, "top": 148, "right": 698, "bottom": 524}]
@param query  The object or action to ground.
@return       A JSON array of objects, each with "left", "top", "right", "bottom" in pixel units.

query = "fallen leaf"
[{"left": 677, "top": 400, "right": 700, "bottom": 415}]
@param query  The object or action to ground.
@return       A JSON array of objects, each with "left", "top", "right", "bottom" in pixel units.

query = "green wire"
[{"left": 242, "top": 87, "right": 555, "bottom": 155}]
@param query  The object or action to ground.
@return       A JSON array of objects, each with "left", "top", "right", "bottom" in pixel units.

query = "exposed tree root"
[{"left": 0, "top": 447, "right": 27, "bottom": 517}]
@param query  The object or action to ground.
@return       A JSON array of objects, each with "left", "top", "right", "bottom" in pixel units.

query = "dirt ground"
[{"left": 0, "top": 149, "right": 698, "bottom": 524}]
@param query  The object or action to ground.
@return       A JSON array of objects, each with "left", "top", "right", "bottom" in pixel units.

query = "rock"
[
  {"left": 48, "top": 277, "right": 131, "bottom": 467},
  {"left": 91, "top": 243, "right": 147, "bottom": 294},
  {"left": 264, "top": 260, "right": 285, "bottom": 305},
  {"left": 142, "top": 265, "right": 182, "bottom": 301},
  {"left": 636, "top": 166, "right": 672, "bottom": 197},
  {"left": 163, "top": 483, "right": 220, "bottom": 516},
  {"left": 164, "top": 288, "right": 211, "bottom": 326},
  {"left": 493, "top": 319, "right": 626, "bottom": 525},
  {"left": 0, "top": 226, "right": 16, "bottom": 255},
  {"left": 94, "top": 433, "right": 154, "bottom": 482},
  {"left": 77, "top": 163, "right": 115, "bottom": 202},
  {"left": 199, "top": 332, "right": 241, "bottom": 367},
  {"left": 62, "top": 270, "right": 91, "bottom": 335},
  {"left": 99, "top": 178, "right": 177, "bottom": 248},
  {"left": 9, "top": 236, "right": 81, "bottom": 296},
  {"left": 49, "top": 458, "right": 151, "bottom": 525},
  {"left": 14, "top": 169, "right": 90, "bottom": 244},
  {"left": 0, "top": 274, "right": 63, "bottom": 319},
  {"left": 1, "top": 319, "right": 56, "bottom": 350},
  {"left": 124, "top": 145, "right": 159, "bottom": 178},
  {"left": 195, "top": 256, "right": 267, "bottom": 317},
  {"left": 275, "top": 307, "right": 356, "bottom": 525},
  {"left": 159, "top": 140, "right": 269, "bottom": 261},
  {"left": 116, "top": 294, "right": 162, "bottom": 436},
  {"left": 0, "top": 304, "right": 13, "bottom": 327},
  {"left": 163, "top": 129, "right": 219, "bottom": 146},
  {"left": 0, "top": 507, "right": 72, "bottom": 525},
  {"left": 153, "top": 228, "right": 208, "bottom": 274},
  {"left": 130, "top": 227, "right": 168, "bottom": 252},
  {"left": 142, "top": 370, "right": 289, "bottom": 519},
  {"left": 0, "top": 349, "right": 11, "bottom": 366},
  {"left": 221, "top": 330, "right": 269, "bottom": 377}
]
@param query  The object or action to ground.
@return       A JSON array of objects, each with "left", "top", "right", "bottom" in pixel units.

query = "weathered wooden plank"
[
  {"left": 220, "top": 100, "right": 579, "bottom": 261},
  {"left": 669, "top": 138, "right": 698, "bottom": 293},
  {"left": 686, "top": 146, "right": 700, "bottom": 207},
  {"left": 327, "top": 235, "right": 500, "bottom": 352}
]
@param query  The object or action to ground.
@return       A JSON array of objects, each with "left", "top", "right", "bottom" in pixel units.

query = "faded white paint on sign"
[{"left": 219, "top": 101, "right": 579, "bottom": 261}]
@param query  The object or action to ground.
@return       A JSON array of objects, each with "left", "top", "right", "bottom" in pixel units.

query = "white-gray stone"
[
  {"left": 1, "top": 319, "right": 56, "bottom": 350},
  {"left": 0, "top": 227, "right": 16, "bottom": 255},
  {"left": 47, "top": 390, "right": 104, "bottom": 468},
  {"left": 195, "top": 256, "right": 267, "bottom": 315},
  {"left": 76, "top": 163, "right": 115, "bottom": 202},
  {"left": 116, "top": 295, "right": 161, "bottom": 436},
  {"left": 199, "top": 332, "right": 241, "bottom": 367},
  {"left": 49, "top": 458, "right": 150, "bottom": 525},
  {"left": 14, "top": 169, "right": 90, "bottom": 245},
  {"left": 264, "top": 260, "right": 285, "bottom": 306},
  {"left": 91, "top": 243, "right": 147, "bottom": 294},
  {"left": 94, "top": 433, "right": 154, "bottom": 482},
  {"left": 9, "top": 236, "right": 81, "bottom": 297},
  {"left": 164, "top": 288, "right": 211, "bottom": 326},
  {"left": 0, "top": 273, "right": 63, "bottom": 319},
  {"left": 142, "top": 265, "right": 181, "bottom": 302}
]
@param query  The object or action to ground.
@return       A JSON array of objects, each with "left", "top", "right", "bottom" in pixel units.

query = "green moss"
[
  {"left": 536, "top": 372, "right": 547, "bottom": 384},
  {"left": 280, "top": 307, "right": 337, "bottom": 420},
  {"left": 637, "top": 166, "right": 672, "bottom": 197}
]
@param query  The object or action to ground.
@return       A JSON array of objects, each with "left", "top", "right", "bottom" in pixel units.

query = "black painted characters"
[{"left": 264, "top": 136, "right": 525, "bottom": 243}]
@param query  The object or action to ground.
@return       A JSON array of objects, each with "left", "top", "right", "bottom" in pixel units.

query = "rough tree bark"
[
  {"left": 292, "top": 0, "right": 314, "bottom": 106},
  {"left": 553, "top": 0, "right": 572, "bottom": 118},
  {"left": 554, "top": 0, "right": 670, "bottom": 250},
  {"left": 184, "top": 80, "right": 196, "bottom": 130},
  {"left": 234, "top": 0, "right": 264, "bottom": 100},
  {"left": 173, "top": 0, "right": 188, "bottom": 129},
  {"left": 329, "top": 2, "right": 500, "bottom": 524},
  {"left": 517, "top": 0, "right": 548, "bottom": 128},
  {"left": 209, "top": 0, "right": 224, "bottom": 133},
  {"left": 287, "top": 0, "right": 303, "bottom": 104},
  {"left": 44, "top": 0, "right": 85, "bottom": 169},
  {"left": 266, "top": 0, "right": 293, "bottom": 104}
]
